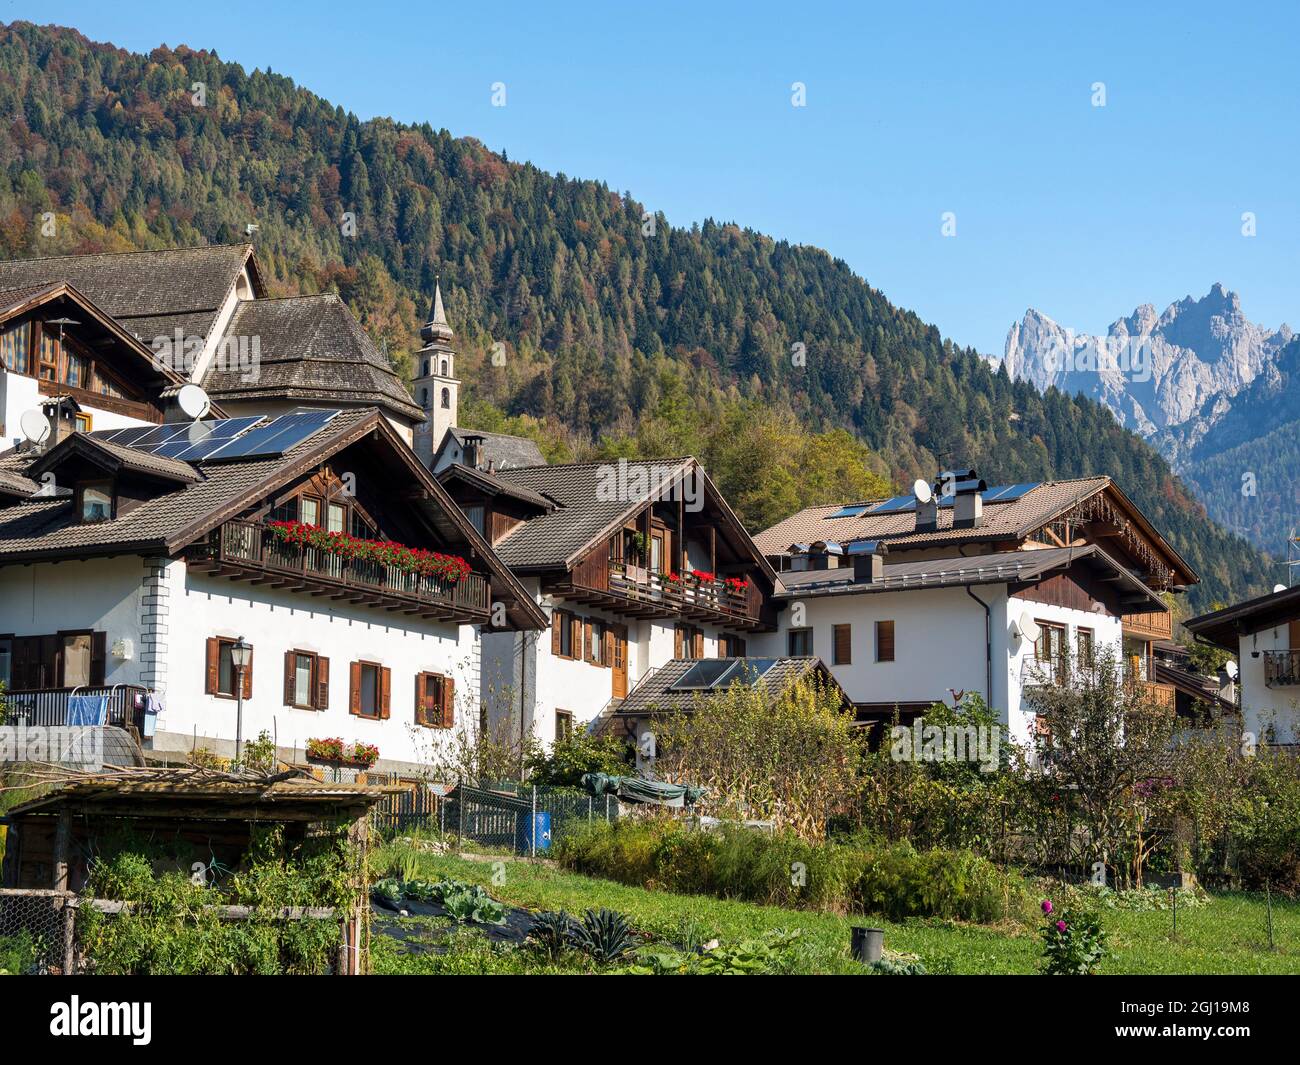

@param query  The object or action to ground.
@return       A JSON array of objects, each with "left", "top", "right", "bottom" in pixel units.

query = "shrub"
[
  {"left": 526, "top": 732, "right": 629, "bottom": 787},
  {"left": 555, "top": 819, "right": 1029, "bottom": 923},
  {"left": 1039, "top": 897, "right": 1108, "bottom": 975}
]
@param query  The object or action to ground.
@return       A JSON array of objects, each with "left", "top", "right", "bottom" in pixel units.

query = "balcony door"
[{"left": 611, "top": 624, "right": 629, "bottom": 700}]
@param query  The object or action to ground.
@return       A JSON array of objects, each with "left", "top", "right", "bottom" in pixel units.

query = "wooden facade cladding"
[{"left": 1121, "top": 610, "right": 1173, "bottom": 640}]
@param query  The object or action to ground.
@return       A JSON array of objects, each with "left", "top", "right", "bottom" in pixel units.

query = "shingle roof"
[
  {"left": 32, "top": 433, "right": 203, "bottom": 485},
  {"left": 490, "top": 458, "right": 694, "bottom": 568},
  {"left": 201, "top": 295, "right": 422, "bottom": 422},
  {"left": 753, "top": 477, "right": 1112, "bottom": 555},
  {"left": 445, "top": 428, "right": 545, "bottom": 470},
  {"left": 611, "top": 657, "right": 848, "bottom": 717},
  {"left": 0, "top": 281, "right": 64, "bottom": 315},
  {"left": 0, "top": 244, "right": 253, "bottom": 327},
  {"left": 436, "top": 462, "right": 555, "bottom": 511},
  {"left": 0, "top": 464, "right": 38, "bottom": 499},
  {"left": 0, "top": 409, "right": 375, "bottom": 560},
  {"left": 1185, "top": 584, "right": 1300, "bottom": 649}
]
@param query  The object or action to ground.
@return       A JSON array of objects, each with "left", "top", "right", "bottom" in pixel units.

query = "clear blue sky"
[{"left": 14, "top": 0, "right": 1299, "bottom": 355}]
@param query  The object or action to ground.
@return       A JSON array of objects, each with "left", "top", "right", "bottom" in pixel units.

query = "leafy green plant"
[
  {"left": 870, "top": 957, "right": 928, "bottom": 975},
  {"left": 242, "top": 729, "right": 277, "bottom": 772},
  {"left": 569, "top": 908, "right": 635, "bottom": 965},
  {"left": 1039, "top": 897, "right": 1108, "bottom": 975},
  {"left": 0, "top": 929, "right": 41, "bottom": 975},
  {"left": 525, "top": 910, "right": 574, "bottom": 961}
]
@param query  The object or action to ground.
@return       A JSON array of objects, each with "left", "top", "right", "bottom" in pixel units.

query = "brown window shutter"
[
  {"left": 348, "top": 661, "right": 362, "bottom": 716},
  {"left": 442, "top": 675, "right": 455, "bottom": 728},
  {"left": 603, "top": 626, "right": 614, "bottom": 669},
  {"left": 693, "top": 629, "right": 704, "bottom": 658},
  {"left": 380, "top": 666, "right": 392, "bottom": 719},
  {"left": 551, "top": 611, "right": 563, "bottom": 655},
  {"left": 205, "top": 638, "right": 220, "bottom": 695},
  {"left": 316, "top": 656, "right": 330, "bottom": 710},
  {"left": 674, "top": 626, "right": 684, "bottom": 658},
  {"left": 284, "top": 650, "right": 296, "bottom": 706},
  {"left": 583, "top": 618, "right": 593, "bottom": 663},
  {"left": 570, "top": 614, "right": 581, "bottom": 660},
  {"left": 90, "top": 631, "right": 107, "bottom": 686},
  {"left": 414, "top": 673, "right": 428, "bottom": 726},
  {"left": 735, "top": 637, "right": 747, "bottom": 657},
  {"left": 877, "top": 620, "right": 895, "bottom": 662},
  {"left": 833, "top": 624, "right": 852, "bottom": 665},
  {"left": 242, "top": 647, "right": 253, "bottom": 700}
]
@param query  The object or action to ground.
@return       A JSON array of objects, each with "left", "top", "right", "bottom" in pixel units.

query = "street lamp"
[{"left": 230, "top": 636, "right": 253, "bottom": 770}]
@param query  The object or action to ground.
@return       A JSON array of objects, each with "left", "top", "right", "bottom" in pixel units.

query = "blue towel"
[{"left": 67, "top": 694, "right": 109, "bottom": 726}]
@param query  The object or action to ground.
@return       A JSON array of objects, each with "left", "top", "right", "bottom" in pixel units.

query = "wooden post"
[{"left": 53, "top": 811, "right": 75, "bottom": 974}]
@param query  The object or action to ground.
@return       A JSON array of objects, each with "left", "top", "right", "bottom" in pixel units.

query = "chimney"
[
  {"left": 950, "top": 471, "right": 987, "bottom": 530},
  {"left": 461, "top": 433, "right": 484, "bottom": 470},
  {"left": 41, "top": 396, "right": 81, "bottom": 449},
  {"left": 788, "top": 541, "right": 843, "bottom": 571},
  {"left": 915, "top": 488, "right": 938, "bottom": 532},
  {"left": 847, "top": 540, "right": 888, "bottom": 583}
]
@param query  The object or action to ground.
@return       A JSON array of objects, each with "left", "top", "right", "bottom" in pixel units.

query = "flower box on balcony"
[
  {"left": 267, "top": 521, "right": 471, "bottom": 583},
  {"left": 305, "top": 737, "right": 380, "bottom": 768}
]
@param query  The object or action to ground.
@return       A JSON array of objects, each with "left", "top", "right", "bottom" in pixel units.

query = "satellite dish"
[
  {"left": 1273, "top": 583, "right": 1288, "bottom": 594},
  {"left": 913, "top": 479, "right": 933, "bottom": 504},
  {"left": 177, "top": 383, "right": 211, "bottom": 420},
  {"left": 1015, "top": 612, "right": 1041, "bottom": 644},
  {"left": 1225, "top": 659, "right": 1239, "bottom": 680},
  {"left": 19, "top": 409, "right": 49, "bottom": 445}
]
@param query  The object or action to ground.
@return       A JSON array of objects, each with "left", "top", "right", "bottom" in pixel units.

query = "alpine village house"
[{"left": 0, "top": 243, "right": 1211, "bottom": 774}]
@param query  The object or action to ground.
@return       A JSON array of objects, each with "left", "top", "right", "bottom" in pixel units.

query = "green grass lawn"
[{"left": 372, "top": 842, "right": 1300, "bottom": 975}]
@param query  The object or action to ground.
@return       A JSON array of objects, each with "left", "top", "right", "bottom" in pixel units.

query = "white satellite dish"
[
  {"left": 1225, "top": 659, "right": 1239, "bottom": 680},
  {"left": 913, "top": 479, "right": 933, "bottom": 504},
  {"left": 19, "top": 408, "right": 49, "bottom": 445},
  {"left": 1273, "top": 583, "right": 1288, "bottom": 594},
  {"left": 1015, "top": 612, "right": 1041, "bottom": 644},
  {"left": 177, "top": 383, "right": 211, "bottom": 420}
]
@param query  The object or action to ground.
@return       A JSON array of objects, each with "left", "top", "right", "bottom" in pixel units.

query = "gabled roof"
[
  {"left": 436, "top": 461, "right": 556, "bottom": 511},
  {"left": 609, "top": 657, "right": 851, "bottom": 718},
  {"left": 775, "top": 544, "right": 1168, "bottom": 612},
  {"left": 0, "top": 244, "right": 259, "bottom": 347},
  {"left": 439, "top": 427, "right": 546, "bottom": 471},
  {"left": 1154, "top": 661, "right": 1237, "bottom": 715},
  {"left": 0, "top": 410, "right": 546, "bottom": 629},
  {"left": 755, "top": 476, "right": 1198, "bottom": 586},
  {"left": 1185, "top": 584, "right": 1300, "bottom": 650},
  {"left": 489, "top": 458, "right": 777, "bottom": 585},
  {"left": 28, "top": 432, "right": 201, "bottom": 486},
  {"left": 201, "top": 295, "right": 422, "bottom": 422}
]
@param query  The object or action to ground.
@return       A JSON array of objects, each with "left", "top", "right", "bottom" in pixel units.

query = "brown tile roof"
[
  {"left": 774, "top": 544, "right": 1165, "bottom": 611},
  {"left": 490, "top": 458, "right": 695, "bottom": 569},
  {"left": 753, "top": 477, "right": 1112, "bottom": 555},
  {"left": 1185, "top": 584, "right": 1300, "bottom": 649},
  {"left": 201, "top": 295, "right": 422, "bottom": 422},
  {"left": 436, "top": 462, "right": 555, "bottom": 511},
  {"left": 0, "top": 464, "right": 38, "bottom": 499},
  {"left": 0, "top": 245, "right": 254, "bottom": 337}
]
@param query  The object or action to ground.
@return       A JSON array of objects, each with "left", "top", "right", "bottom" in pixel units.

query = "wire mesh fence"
[{"left": 0, "top": 889, "right": 68, "bottom": 974}]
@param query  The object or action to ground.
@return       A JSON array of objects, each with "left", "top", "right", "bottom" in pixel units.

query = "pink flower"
[
  {"left": 1041, "top": 899, "right": 1053, "bottom": 915},
  {"left": 1056, "top": 920, "right": 1067, "bottom": 933}
]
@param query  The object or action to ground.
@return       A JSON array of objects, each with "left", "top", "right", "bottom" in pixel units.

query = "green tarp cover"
[{"left": 580, "top": 773, "right": 703, "bottom": 807}]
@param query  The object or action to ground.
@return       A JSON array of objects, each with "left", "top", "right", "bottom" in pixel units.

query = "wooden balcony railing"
[
  {"left": 1264, "top": 650, "right": 1300, "bottom": 688},
  {"left": 2, "top": 685, "right": 146, "bottom": 731},
  {"left": 1122, "top": 609, "right": 1173, "bottom": 640},
  {"left": 188, "top": 520, "right": 490, "bottom": 619},
  {"left": 605, "top": 561, "right": 762, "bottom": 622},
  {"left": 1020, "top": 658, "right": 1176, "bottom": 710}
]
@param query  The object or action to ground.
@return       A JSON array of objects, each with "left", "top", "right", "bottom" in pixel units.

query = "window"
[
  {"left": 875, "top": 620, "right": 895, "bottom": 663},
  {"left": 832, "top": 624, "right": 852, "bottom": 665},
  {"left": 1035, "top": 621, "right": 1067, "bottom": 662},
  {"left": 1, "top": 321, "right": 31, "bottom": 373},
  {"left": 676, "top": 624, "right": 704, "bottom": 660},
  {"left": 0, "top": 637, "right": 10, "bottom": 688},
  {"left": 78, "top": 482, "right": 113, "bottom": 523},
  {"left": 787, "top": 628, "right": 813, "bottom": 657},
  {"left": 440, "top": 359, "right": 449, "bottom": 377},
  {"left": 555, "top": 710, "right": 573, "bottom": 743},
  {"left": 300, "top": 497, "right": 320, "bottom": 527},
  {"left": 350, "top": 511, "right": 376, "bottom": 539},
  {"left": 38, "top": 331, "right": 58, "bottom": 381},
  {"left": 719, "top": 634, "right": 747, "bottom": 658},
  {"left": 1076, "top": 628, "right": 1094, "bottom": 666},
  {"left": 283, "top": 650, "right": 328, "bottom": 710},
  {"left": 349, "top": 660, "right": 390, "bottom": 719},
  {"left": 63, "top": 346, "right": 89, "bottom": 389},
  {"left": 73, "top": 412, "right": 93, "bottom": 433},
  {"left": 465, "top": 506, "right": 486, "bottom": 535},
  {"left": 7, "top": 632, "right": 105, "bottom": 689},
  {"left": 205, "top": 637, "right": 253, "bottom": 700},
  {"left": 552, "top": 609, "right": 580, "bottom": 660},
  {"left": 585, "top": 618, "right": 609, "bottom": 667},
  {"left": 61, "top": 632, "right": 93, "bottom": 688},
  {"left": 415, "top": 671, "right": 454, "bottom": 728},
  {"left": 440, "top": 387, "right": 451, "bottom": 409},
  {"left": 327, "top": 502, "right": 346, "bottom": 534}
]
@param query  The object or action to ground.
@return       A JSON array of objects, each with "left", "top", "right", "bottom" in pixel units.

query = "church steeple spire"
[
  {"left": 421, "top": 279, "right": 455, "bottom": 344},
  {"left": 413, "top": 278, "right": 459, "bottom": 467}
]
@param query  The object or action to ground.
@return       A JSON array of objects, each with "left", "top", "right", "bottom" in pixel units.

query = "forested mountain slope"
[{"left": 0, "top": 21, "right": 1275, "bottom": 608}]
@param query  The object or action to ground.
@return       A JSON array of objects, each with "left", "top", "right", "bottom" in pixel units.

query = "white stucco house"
[
  {"left": 1186, "top": 585, "right": 1300, "bottom": 746},
  {"left": 0, "top": 248, "right": 546, "bottom": 774},
  {"left": 750, "top": 472, "right": 1198, "bottom": 747}
]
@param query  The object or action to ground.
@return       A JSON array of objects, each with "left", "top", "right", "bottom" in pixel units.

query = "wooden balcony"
[
  {"left": 1122, "top": 609, "right": 1173, "bottom": 641},
  {"left": 1264, "top": 650, "right": 1300, "bottom": 688},
  {"left": 186, "top": 520, "right": 491, "bottom": 623},
  {"left": 546, "top": 557, "right": 768, "bottom": 631},
  {"left": 1020, "top": 658, "right": 1176, "bottom": 710}
]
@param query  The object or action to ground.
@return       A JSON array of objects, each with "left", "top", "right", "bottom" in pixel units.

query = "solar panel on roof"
[
  {"left": 100, "top": 426, "right": 155, "bottom": 446},
  {"left": 826, "top": 504, "right": 869, "bottom": 520},
  {"left": 868, "top": 495, "right": 918, "bottom": 515},
  {"left": 983, "top": 482, "right": 1040, "bottom": 504},
  {"left": 128, "top": 423, "right": 192, "bottom": 453},
  {"left": 157, "top": 417, "right": 264, "bottom": 460},
  {"left": 671, "top": 660, "right": 738, "bottom": 690},
  {"left": 202, "top": 410, "right": 340, "bottom": 462},
  {"left": 726, "top": 658, "right": 781, "bottom": 683}
]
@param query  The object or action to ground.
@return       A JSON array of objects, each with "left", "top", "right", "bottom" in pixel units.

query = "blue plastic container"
[{"left": 516, "top": 811, "right": 551, "bottom": 853}]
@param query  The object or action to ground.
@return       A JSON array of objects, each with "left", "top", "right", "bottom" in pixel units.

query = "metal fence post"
[
  {"left": 531, "top": 785, "right": 537, "bottom": 858},
  {"left": 457, "top": 778, "right": 465, "bottom": 849}
]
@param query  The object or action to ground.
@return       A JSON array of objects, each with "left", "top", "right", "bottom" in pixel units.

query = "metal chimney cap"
[{"left": 845, "top": 539, "right": 889, "bottom": 556}]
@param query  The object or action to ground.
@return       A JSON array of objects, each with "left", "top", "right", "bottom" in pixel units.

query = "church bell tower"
[{"left": 412, "top": 280, "right": 459, "bottom": 466}]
